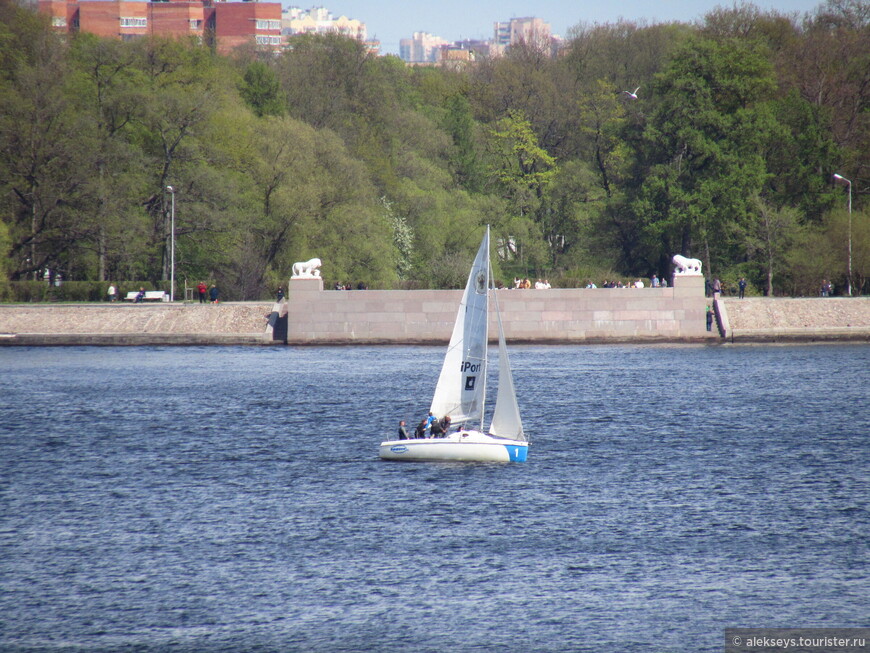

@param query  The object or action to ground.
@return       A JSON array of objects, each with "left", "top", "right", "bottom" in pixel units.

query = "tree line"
[{"left": 1, "top": 0, "right": 867, "bottom": 299}]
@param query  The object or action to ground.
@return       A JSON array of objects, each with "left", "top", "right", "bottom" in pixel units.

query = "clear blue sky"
[{"left": 317, "top": 0, "right": 826, "bottom": 54}]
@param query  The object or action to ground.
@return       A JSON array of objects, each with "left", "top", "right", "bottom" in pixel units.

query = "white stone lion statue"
[
  {"left": 672, "top": 254, "right": 703, "bottom": 276},
  {"left": 291, "top": 257, "right": 322, "bottom": 279}
]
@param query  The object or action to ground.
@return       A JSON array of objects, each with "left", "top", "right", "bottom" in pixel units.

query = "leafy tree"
[
  {"left": 239, "top": 61, "right": 284, "bottom": 118},
  {"left": 761, "top": 90, "right": 839, "bottom": 221},
  {"left": 381, "top": 196, "right": 414, "bottom": 281},
  {"left": 228, "top": 114, "right": 318, "bottom": 297},
  {"left": 469, "top": 43, "right": 563, "bottom": 152},
  {"left": 628, "top": 36, "right": 778, "bottom": 276},
  {"left": 0, "top": 20, "right": 92, "bottom": 281},
  {"left": 487, "top": 110, "right": 557, "bottom": 268},
  {"left": 744, "top": 196, "right": 801, "bottom": 295},
  {"left": 540, "top": 159, "right": 608, "bottom": 269},
  {"left": 781, "top": 222, "right": 838, "bottom": 295},
  {"left": 131, "top": 38, "right": 230, "bottom": 283},
  {"left": 782, "top": 0, "right": 869, "bottom": 193},
  {"left": 67, "top": 34, "right": 149, "bottom": 281},
  {"left": 442, "top": 93, "right": 485, "bottom": 192}
]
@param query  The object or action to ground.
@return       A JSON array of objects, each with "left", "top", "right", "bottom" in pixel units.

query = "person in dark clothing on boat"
[
  {"left": 430, "top": 417, "right": 446, "bottom": 438},
  {"left": 438, "top": 415, "right": 451, "bottom": 435},
  {"left": 414, "top": 419, "right": 428, "bottom": 439},
  {"left": 397, "top": 420, "right": 409, "bottom": 440}
]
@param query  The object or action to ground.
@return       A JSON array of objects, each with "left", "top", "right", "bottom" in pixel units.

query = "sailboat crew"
[{"left": 429, "top": 418, "right": 445, "bottom": 438}]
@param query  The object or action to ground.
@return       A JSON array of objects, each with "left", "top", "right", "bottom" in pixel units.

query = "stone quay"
[{"left": 0, "top": 276, "right": 868, "bottom": 346}]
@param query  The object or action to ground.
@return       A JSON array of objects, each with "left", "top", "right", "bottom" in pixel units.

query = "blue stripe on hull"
[{"left": 506, "top": 444, "right": 528, "bottom": 462}]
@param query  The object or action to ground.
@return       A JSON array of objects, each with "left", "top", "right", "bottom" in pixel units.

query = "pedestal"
[{"left": 289, "top": 277, "right": 324, "bottom": 292}]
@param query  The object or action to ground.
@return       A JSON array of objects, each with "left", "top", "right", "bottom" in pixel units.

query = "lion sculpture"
[
  {"left": 672, "top": 254, "right": 702, "bottom": 276},
  {"left": 291, "top": 257, "right": 322, "bottom": 279}
]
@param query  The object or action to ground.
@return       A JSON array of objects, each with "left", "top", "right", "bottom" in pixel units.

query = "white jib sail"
[
  {"left": 488, "top": 289, "right": 526, "bottom": 441},
  {"left": 430, "top": 228, "right": 490, "bottom": 427}
]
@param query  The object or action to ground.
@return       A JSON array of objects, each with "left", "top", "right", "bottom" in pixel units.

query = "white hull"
[{"left": 379, "top": 430, "right": 528, "bottom": 463}]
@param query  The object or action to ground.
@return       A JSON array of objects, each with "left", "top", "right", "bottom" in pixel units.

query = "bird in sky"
[{"left": 623, "top": 86, "right": 640, "bottom": 99}]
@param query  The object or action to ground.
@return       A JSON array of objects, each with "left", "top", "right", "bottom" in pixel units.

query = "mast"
[{"left": 479, "top": 225, "right": 491, "bottom": 432}]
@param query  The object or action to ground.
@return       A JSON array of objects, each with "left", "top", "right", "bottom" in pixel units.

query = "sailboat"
[{"left": 379, "top": 226, "right": 529, "bottom": 463}]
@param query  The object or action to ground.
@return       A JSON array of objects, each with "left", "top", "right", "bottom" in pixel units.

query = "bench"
[{"left": 125, "top": 290, "right": 168, "bottom": 302}]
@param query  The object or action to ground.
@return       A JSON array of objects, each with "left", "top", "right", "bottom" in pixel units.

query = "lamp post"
[
  {"left": 166, "top": 185, "right": 175, "bottom": 302},
  {"left": 833, "top": 173, "right": 852, "bottom": 297}
]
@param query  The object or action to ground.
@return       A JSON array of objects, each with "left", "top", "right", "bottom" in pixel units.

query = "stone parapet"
[
  {"left": 721, "top": 297, "right": 870, "bottom": 343},
  {"left": 0, "top": 302, "right": 276, "bottom": 346},
  {"left": 5, "top": 283, "right": 867, "bottom": 346},
  {"left": 286, "top": 275, "right": 711, "bottom": 345}
]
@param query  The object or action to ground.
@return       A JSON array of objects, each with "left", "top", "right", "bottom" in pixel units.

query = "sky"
[{"left": 314, "top": 0, "right": 828, "bottom": 54}]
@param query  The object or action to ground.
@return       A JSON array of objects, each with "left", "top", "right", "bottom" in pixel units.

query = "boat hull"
[{"left": 379, "top": 431, "right": 528, "bottom": 463}]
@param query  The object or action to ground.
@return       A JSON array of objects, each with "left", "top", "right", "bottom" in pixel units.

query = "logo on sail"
[
  {"left": 475, "top": 271, "right": 486, "bottom": 294},
  {"left": 465, "top": 376, "right": 476, "bottom": 390}
]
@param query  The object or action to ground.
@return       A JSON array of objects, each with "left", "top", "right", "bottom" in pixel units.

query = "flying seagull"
[{"left": 623, "top": 86, "right": 640, "bottom": 99}]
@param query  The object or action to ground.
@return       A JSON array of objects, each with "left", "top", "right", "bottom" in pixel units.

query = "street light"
[
  {"left": 166, "top": 185, "right": 175, "bottom": 302},
  {"left": 833, "top": 173, "right": 852, "bottom": 297}
]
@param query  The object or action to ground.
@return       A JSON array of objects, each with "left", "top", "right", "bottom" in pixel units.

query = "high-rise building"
[
  {"left": 399, "top": 31, "right": 449, "bottom": 63},
  {"left": 493, "top": 16, "right": 551, "bottom": 51},
  {"left": 281, "top": 6, "right": 367, "bottom": 42}
]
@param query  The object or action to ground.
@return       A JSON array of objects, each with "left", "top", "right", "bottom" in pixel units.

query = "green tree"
[
  {"left": 66, "top": 34, "right": 151, "bottom": 282},
  {"left": 487, "top": 111, "right": 557, "bottom": 268},
  {"left": 540, "top": 159, "right": 607, "bottom": 269},
  {"left": 629, "top": 36, "right": 778, "bottom": 276},
  {"left": 745, "top": 196, "right": 800, "bottom": 295},
  {"left": 239, "top": 61, "right": 284, "bottom": 118},
  {"left": 0, "top": 17, "right": 92, "bottom": 281},
  {"left": 442, "top": 93, "right": 485, "bottom": 192},
  {"left": 230, "top": 114, "right": 318, "bottom": 297},
  {"left": 131, "top": 37, "right": 230, "bottom": 283}
]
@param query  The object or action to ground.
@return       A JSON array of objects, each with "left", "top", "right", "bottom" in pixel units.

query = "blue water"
[{"left": 1, "top": 345, "right": 868, "bottom": 652}]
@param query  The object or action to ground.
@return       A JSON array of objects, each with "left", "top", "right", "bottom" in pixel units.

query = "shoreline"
[{"left": 0, "top": 296, "right": 868, "bottom": 346}]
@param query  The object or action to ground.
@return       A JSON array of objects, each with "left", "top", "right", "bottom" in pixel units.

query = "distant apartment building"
[
  {"left": 493, "top": 16, "right": 552, "bottom": 53},
  {"left": 399, "top": 31, "right": 449, "bottom": 63},
  {"left": 449, "top": 39, "right": 492, "bottom": 59},
  {"left": 37, "top": 0, "right": 282, "bottom": 54},
  {"left": 281, "top": 6, "right": 369, "bottom": 43},
  {"left": 399, "top": 16, "right": 557, "bottom": 65}
]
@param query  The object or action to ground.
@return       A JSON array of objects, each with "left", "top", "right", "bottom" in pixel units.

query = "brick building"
[{"left": 37, "top": 0, "right": 282, "bottom": 53}]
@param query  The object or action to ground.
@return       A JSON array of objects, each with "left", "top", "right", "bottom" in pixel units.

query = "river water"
[{"left": 1, "top": 344, "right": 867, "bottom": 652}]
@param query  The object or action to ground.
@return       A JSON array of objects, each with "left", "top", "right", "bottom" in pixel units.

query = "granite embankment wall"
[
  {"left": 1, "top": 279, "right": 868, "bottom": 345},
  {"left": 719, "top": 296, "right": 870, "bottom": 343},
  {"left": 0, "top": 302, "right": 277, "bottom": 346},
  {"left": 285, "top": 275, "right": 709, "bottom": 344}
]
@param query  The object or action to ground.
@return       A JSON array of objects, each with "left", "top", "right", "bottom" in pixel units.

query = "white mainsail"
[
  {"left": 488, "top": 289, "right": 526, "bottom": 441},
  {"left": 430, "top": 228, "right": 490, "bottom": 427}
]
